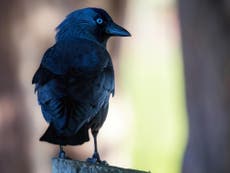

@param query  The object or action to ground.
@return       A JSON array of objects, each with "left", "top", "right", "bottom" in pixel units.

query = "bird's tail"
[{"left": 40, "top": 124, "right": 89, "bottom": 145}]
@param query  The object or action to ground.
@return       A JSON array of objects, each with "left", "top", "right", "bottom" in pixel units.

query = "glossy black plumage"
[
  {"left": 33, "top": 38, "right": 114, "bottom": 144},
  {"left": 32, "top": 7, "right": 130, "bottom": 161}
]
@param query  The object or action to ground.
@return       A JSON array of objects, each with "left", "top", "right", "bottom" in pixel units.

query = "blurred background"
[{"left": 1, "top": 0, "right": 230, "bottom": 173}]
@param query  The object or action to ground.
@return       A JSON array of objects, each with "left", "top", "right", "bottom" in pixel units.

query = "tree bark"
[{"left": 178, "top": 0, "right": 230, "bottom": 173}]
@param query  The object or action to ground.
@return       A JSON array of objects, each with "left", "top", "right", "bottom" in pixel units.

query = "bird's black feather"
[
  {"left": 33, "top": 39, "right": 114, "bottom": 144},
  {"left": 40, "top": 123, "right": 89, "bottom": 145}
]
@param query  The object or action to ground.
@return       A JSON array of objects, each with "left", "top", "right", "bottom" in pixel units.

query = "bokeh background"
[{"left": 1, "top": 0, "right": 230, "bottom": 173}]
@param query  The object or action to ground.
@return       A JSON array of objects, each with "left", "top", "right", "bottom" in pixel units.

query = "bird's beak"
[{"left": 106, "top": 22, "right": 131, "bottom": 37}]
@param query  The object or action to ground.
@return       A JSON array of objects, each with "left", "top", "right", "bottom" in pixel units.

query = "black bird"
[{"left": 32, "top": 7, "right": 130, "bottom": 163}]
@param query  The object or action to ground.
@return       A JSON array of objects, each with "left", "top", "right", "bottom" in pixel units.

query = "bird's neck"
[
  {"left": 55, "top": 28, "right": 108, "bottom": 48},
  {"left": 77, "top": 34, "right": 108, "bottom": 48}
]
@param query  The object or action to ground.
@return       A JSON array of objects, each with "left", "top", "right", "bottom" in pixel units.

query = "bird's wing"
[{"left": 32, "top": 39, "right": 114, "bottom": 135}]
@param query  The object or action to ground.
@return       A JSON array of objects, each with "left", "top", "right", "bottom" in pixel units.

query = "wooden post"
[{"left": 52, "top": 158, "right": 150, "bottom": 173}]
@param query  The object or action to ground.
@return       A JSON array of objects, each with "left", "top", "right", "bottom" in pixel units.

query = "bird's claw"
[
  {"left": 100, "top": 160, "right": 109, "bottom": 165},
  {"left": 86, "top": 158, "right": 108, "bottom": 165},
  {"left": 86, "top": 152, "right": 108, "bottom": 165},
  {"left": 86, "top": 157, "right": 98, "bottom": 164},
  {"left": 59, "top": 150, "right": 66, "bottom": 159}
]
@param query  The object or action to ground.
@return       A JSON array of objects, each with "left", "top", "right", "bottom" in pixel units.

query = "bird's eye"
[{"left": 96, "top": 18, "right": 103, "bottom": 25}]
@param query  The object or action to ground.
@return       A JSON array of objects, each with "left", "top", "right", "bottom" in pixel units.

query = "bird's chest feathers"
[{"left": 72, "top": 51, "right": 102, "bottom": 70}]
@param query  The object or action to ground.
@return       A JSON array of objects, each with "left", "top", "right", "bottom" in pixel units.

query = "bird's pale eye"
[{"left": 96, "top": 18, "right": 103, "bottom": 25}]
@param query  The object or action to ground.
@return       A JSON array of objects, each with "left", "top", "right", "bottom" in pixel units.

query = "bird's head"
[{"left": 56, "top": 8, "right": 131, "bottom": 47}]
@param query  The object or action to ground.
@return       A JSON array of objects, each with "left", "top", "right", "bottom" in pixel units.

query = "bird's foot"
[
  {"left": 59, "top": 150, "right": 66, "bottom": 159},
  {"left": 58, "top": 151, "right": 72, "bottom": 160},
  {"left": 100, "top": 160, "right": 108, "bottom": 165},
  {"left": 86, "top": 152, "right": 108, "bottom": 165}
]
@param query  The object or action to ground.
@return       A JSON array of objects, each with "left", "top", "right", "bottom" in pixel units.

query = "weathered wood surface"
[{"left": 52, "top": 158, "right": 150, "bottom": 173}]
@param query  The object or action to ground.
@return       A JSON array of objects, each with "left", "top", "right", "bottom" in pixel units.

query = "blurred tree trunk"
[
  {"left": 178, "top": 0, "right": 230, "bottom": 173},
  {"left": 0, "top": 0, "right": 30, "bottom": 173}
]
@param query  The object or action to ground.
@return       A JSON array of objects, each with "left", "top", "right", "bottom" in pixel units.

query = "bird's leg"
[
  {"left": 58, "top": 145, "right": 66, "bottom": 159},
  {"left": 92, "top": 130, "right": 100, "bottom": 161},
  {"left": 87, "top": 130, "right": 100, "bottom": 163},
  {"left": 87, "top": 130, "right": 108, "bottom": 164}
]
